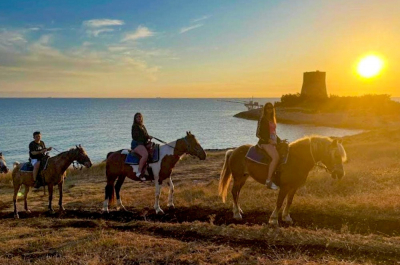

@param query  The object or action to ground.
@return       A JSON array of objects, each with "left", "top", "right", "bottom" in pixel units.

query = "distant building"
[{"left": 300, "top": 71, "right": 328, "bottom": 99}]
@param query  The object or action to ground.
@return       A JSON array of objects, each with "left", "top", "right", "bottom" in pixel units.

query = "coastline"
[{"left": 234, "top": 107, "right": 400, "bottom": 130}]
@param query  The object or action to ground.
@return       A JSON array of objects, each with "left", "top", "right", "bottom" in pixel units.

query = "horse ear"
[
  {"left": 79, "top": 144, "right": 82, "bottom": 148},
  {"left": 186, "top": 131, "right": 189, "bottom": 136}
]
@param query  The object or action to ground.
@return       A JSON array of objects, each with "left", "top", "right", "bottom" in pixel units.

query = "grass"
[{"left": 0, "top": 129, "right": 400, "bottom": 264}]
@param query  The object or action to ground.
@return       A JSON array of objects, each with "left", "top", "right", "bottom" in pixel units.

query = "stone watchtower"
[{"left": 300, "top": 71, "right": 328, "bottom": 99}]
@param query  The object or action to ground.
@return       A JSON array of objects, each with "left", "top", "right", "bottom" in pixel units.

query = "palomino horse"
[
  {"left": 103, "top": 132, "right": 206, "bottom": 214},
  {"left": 219, "top": 136, "right": 347, "bottom": 226},
  {"left": 12, "top": 145, "right": 92, "bottom": 218},
  {"left": 0, "top": 153, "right": 9, "bottom": 174}
]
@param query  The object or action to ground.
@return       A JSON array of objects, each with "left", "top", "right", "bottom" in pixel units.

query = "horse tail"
[{"left": 219, "top": 149, "right": 233, "bottom": 203}]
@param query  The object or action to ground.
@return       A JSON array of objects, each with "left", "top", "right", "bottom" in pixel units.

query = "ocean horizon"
[{"left": 1, "top": 98, "right": 364, "bottom": 164}]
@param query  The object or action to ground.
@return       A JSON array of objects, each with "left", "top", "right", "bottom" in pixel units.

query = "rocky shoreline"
[{"left": 234, "top": 107, "right": 400, "bottom": 130}]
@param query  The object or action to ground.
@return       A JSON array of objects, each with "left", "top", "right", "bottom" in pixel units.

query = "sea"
[{"left": 0, "top": 98, "right": 372, "bottom": 164}]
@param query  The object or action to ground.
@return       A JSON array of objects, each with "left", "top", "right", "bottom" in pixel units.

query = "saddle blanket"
[
  {"left": 20, "top": 157, "right": 50, "bottom": 172},
  {"left": 20, "top": 162, "right": 34, "bottom": 172},
  {"left": 124, "top": 144, "right": 160, "bottom": 165},
  {"left": 245, "top": 142, "right": 289, "bottom": 166}
]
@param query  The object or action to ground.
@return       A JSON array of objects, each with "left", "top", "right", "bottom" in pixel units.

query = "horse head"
[
  {"left": 319, "top": 138, "right": 347, "bottom": 180},
  {"left": 0, "top": 153, "right": 9, "bottom": 174},
  {"left": 73, "top": 145, "right": 93, "bottom": 168},
  {"left": 183, "top": 131, "right": 207, "bottom": 160}
]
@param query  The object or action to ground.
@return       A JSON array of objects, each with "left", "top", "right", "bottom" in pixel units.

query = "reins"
[
  {"left": 152, "top": 136, "right": 176, "bottom": 149},
  {"left": 153, "top": 136, "right": 200, "bottom": 157}
]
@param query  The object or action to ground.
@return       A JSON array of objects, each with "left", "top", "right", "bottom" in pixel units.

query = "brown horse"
[
  {"left": 219, "top": 136, "right": 347, "bottom": 226},
  {"left": 12, "top": 145, "right": 92, "bottom": 218},
  {"left": 0, "top": 153, "right": 9, "bottom": 174},
  {"left": 103, "top": 132, "right": 206, "bottom": 214}
]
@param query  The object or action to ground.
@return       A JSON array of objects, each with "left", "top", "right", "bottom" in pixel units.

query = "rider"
[
  {"left": 29, "top": 131, "right": 52, "bottom": 188},
  {"left": 131, "top": 113, "right": 152, "bottom": 181},
  {"left": 256, "top": 103, "right": 280, "bottom": 190}
]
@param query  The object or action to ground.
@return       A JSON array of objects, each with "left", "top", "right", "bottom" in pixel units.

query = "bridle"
[{"left": 309, "top": 138, "right": 333, "bottom": 174}]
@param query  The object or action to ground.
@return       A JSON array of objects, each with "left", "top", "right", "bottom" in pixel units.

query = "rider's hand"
[
  {"left": 47, "top": 147, "right": 52, "bottom": 151},
  {"left": 148, "top": 135, "right": 153, "bottom": 140},
  {"left": 42, "top": 149, "right": 47, "bottom": 154}
]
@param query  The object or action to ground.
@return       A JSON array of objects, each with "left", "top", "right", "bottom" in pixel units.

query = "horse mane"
[{"left": 289, "top": 135, "right": 347, "bottom": 162}]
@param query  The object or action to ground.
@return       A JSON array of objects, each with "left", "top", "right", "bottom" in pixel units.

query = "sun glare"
[{"left": 357, "top": 55, "right": 384, "bottom": 78}]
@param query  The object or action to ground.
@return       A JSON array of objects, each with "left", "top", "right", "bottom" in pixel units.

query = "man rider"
[{"left": 29, "top": 131, "right": 52, "bottom": 188}]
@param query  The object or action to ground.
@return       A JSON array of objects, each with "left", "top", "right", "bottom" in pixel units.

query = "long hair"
[
  {"left": 261, "top": 102, "right": 276, "bottom": 124},
  {"left": 133, "top": 112, "right": 143, "bottom": 125}
]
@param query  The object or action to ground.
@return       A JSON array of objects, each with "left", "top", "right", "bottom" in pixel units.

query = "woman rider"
[
  {"left": 256, "top": 102, "right": 280, "bottom": 190},
  {"left": 131, "top": 113, "right": 152, "bottom": 181}
]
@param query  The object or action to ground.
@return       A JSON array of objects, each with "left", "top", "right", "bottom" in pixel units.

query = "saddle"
[
  {"left": 124, "top": 143, "right": 160, "bottom": 165},
  {"left": 21, "top": 155, "right": 50, "bottom": 173},
  {"left": 245, "top": 140, "right": 290, "bottom": 186}
]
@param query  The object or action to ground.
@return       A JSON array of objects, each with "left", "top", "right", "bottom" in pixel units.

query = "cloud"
[
  {"left": 83, "top": 19, "right": 123, "bottom": 37},
  {"left": 83, "top": 19, "right": 124, "bottom": 28},
  {"left": 191, "top": 15, "right": 210, "bottom": 23},
  {"left": 179, "top": 24, "right": 203, "bottom": 34},
  {"left": 122, "top": 26, "right": 154, "bottom": 42},
  {"left": 89, "top": 28, "right": 115, "bottom": 37}
]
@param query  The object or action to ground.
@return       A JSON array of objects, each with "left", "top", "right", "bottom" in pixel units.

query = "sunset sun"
[{"left": 357, "top": 55, "right": 384, "bottom": 78}]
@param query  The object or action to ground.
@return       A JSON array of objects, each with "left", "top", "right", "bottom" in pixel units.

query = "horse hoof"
[
  {"left": 233, "top": 214, "right": 243, "bottom": 220},
  {"left": 117, "top": 206, "right": 127, "bottom": 212},
  {"left": 167, "top": 204, "right": 175, "bottom": 209},
  {"left": 156, "top": 209, "right": 165, "bottom": 215},
  {"left": 269, "top": 219, "right": 279, "bottom": 227},
  {"left": 101, "top": 208, "right": 109, "bottom": 214},
  {"left": 282, "top": 216, "right": 293, "bottom": 225},
  {"left": 14, "top": 213, "right": 19, "bottom": 219},
  {"left": 49, "top": 209, "right": 55, "bottom": 214},
  {"left": 25, "top": 210, "right": 31, "bottom": 214}
]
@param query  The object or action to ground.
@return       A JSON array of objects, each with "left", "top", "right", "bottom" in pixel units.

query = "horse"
[
  {"left": 0, "top": 153, "right": 9, "bottom": 174},
  {"left": 103, "top": 132, "right": 207, "bottom": 214},
  {"left": 218, "top": 136, "right": 347, "bottom": 226},
  {"left": 12, "top": 145, "right": 92, "bottom": 218}
]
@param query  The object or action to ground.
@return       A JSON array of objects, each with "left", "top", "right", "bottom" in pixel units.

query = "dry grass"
[{"left": 0, "top": 129, "right": 400, "bottom": 264}]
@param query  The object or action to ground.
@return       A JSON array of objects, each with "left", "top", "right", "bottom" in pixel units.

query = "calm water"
[{"left": 0, "top": 98, "right": 363, "bottom": 163}]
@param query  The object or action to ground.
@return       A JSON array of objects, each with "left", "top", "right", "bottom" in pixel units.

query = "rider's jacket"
[{"left": 131, "top": 124, "right": 150, "bottom": 145}]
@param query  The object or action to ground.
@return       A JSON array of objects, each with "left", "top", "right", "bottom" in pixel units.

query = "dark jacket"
[
  {"left": 131, "top": 124, "right": 150, "bottom": 145},
  {"left": 256, "top": 116, "right": 280, "bottom": 144}
]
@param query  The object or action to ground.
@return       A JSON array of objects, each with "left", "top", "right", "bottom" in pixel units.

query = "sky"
[{"left": 0, "top": 0, "right": 399, "bottom": 98}]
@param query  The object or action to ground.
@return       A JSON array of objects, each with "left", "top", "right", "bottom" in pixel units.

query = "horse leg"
[
  {"left": 13, "top": 184, "right": 21, "bottom": 219},
  {"left": 115, "top": 176, "right": 127, "bottom": 211},
  {"left": 103, "top": 176, "right": 116, "bottom": 213},
  {"left": 167, "top": 178, "right": 175, "bottom": 208},
  {"left": 154, "top": 181, "right": 164, "bottom": 214},
  {"left": 269, "top": 187, "right": 289, "bottom": 226},
  {"left": 23, "top": 184, "right": 31, "bottom": 214},
  {"left": 58, "top": 181, "right": 65, "bottom": 212},
  {"left": 282, "top": 188, "right": 297, "bottom": 224},
  {"left": 232, "top": 175, "right": 247, "bottom": 220},
  {"left": 48, "top": 184, "right": 54, "bottom": 213}
]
